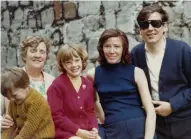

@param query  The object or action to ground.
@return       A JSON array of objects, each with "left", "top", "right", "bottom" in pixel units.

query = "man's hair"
[
  {"left": 56, "top": 44, "right": 88, "bottom": 73},
  {"left": 1, "top": 67, "right": 29, "bottom": 97},
  {"left": 137, "top": 3, "right": 169, "bottom": 22}
]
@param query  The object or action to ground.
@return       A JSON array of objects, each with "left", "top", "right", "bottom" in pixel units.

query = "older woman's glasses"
[{"left": 138, "top": 20, "right": 164, "bottom": 30}]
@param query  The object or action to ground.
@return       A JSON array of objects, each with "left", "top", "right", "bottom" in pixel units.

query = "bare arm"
[
  {"left": 135, "top": 67, "right": 156, "bottom": 139},
  {"left": 1, "top": 98, "right": 14, "bottom": 129},
  {"left": 87, "top": 68, "right": 105, "bottom": 124}
]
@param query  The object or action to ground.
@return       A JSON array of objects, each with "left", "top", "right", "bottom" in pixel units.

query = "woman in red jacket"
[{"left": 47, "top": 44, "right": 100, "bottom": 139}]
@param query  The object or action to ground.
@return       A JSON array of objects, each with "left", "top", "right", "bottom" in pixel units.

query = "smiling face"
[
  {"left": 62, "top": 56, "right": 82, "bottom": 78},
  {"left": 24, "top": 42, "right": 47, "bottom": 69},
  {"left": 139, "top": 12, "right": 167, "bottom": 45},
  {"left": 103, "top": 37, "right": 123, "bottom": 64}
]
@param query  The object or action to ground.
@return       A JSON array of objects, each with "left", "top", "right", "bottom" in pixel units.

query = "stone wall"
[{"left": 1, "top": 0, "right": 191, "bottom": 76}]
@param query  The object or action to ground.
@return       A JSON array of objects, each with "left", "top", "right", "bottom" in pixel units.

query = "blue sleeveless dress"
[{"left": 94, "top": 63, "right": 155, "bottom": 139}]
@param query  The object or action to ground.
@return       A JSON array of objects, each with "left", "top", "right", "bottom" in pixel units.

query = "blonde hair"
[
  {"left": 1, "top": 67, "right": 29, "bottom": 97},
  {"left": 56, "top": 44, "right": 88, "bottom": 73},
  {"left": 20, "top": 36, "right": 50, "bottom": 63}
]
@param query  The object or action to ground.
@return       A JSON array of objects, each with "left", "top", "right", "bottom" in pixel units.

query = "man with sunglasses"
[{"left": 132, "top": 4, "right": 191, "bottom": 139}]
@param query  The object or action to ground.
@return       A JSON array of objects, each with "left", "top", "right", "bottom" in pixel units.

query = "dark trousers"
[
  {"left": 99, "top": 117, "right": 157, "bottom": 139},
  {"left": 156, "top": 116, "right": 191, "bottom": 139}
]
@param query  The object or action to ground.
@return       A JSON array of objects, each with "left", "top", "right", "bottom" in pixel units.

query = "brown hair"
[
  {"left": 20, "top": 36, "right": 50, "bottom": 63},
  {"left": 1, "top": 67, "right": 29, "bottom": 97},
  {"left": 137, "top": 3, "right": 169, "bottom": 23},
  {"left": 56, "top": 44, "right": 88, "bottom": 73},
  {"left": 97, "top": 29, "right": 131, "bottom": 65}
]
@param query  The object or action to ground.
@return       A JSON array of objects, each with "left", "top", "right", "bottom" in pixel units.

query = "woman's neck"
[
  {"left": 146, "top": 37, "right": 166, "bottom": 54},
  {"left": 25, "top": 65, "right": 43, "bottom": 81}
]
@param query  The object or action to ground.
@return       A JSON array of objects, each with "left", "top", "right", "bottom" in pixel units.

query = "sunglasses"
[{"left": 138, "top": 20, "right": 164, "bottom": 30}]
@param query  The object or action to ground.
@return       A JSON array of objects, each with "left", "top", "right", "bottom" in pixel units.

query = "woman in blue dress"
[{"left": 87, "top": 29, "right": 156, "bottom": 139}]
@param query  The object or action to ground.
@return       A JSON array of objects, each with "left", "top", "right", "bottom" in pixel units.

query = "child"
[
  {"left": 47, "top": 44, "right": 100, "bottom": 139},
  {"left": 1, "top": 67, "right": 55, "bottom": 139}
]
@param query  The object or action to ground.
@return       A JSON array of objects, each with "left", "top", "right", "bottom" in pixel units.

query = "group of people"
[{"left": 1, "top": 4, "right": 191, "bottom": 139}]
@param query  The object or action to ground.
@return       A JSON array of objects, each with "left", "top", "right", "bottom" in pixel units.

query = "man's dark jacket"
[{"left": 131, "top": 38, "right": 191, "bottom": 123}]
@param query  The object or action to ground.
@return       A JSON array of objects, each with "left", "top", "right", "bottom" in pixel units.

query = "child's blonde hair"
[{"left": 56, "top": 44, "right": 88, "bottom": 73}]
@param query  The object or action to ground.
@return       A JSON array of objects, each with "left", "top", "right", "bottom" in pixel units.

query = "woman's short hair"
[
  {"left": 56, "top": 44, "right": 88, "bottom": 73},
  {"left": 137, "top": 3, "right": 169, "bottom": 23},
  {"left": 20, "top": 36, "right": 50, "bottom": 63},
  {"left": 97, "top": 29, "right": 131, "bottom": 65},
  {"left": 1, "top": 67, "right": 29, "bottom": 97}
]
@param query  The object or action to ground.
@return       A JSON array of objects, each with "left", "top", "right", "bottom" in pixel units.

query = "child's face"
[
  {"left": 63, "top": 56, "right": 83, "bottom": 78},
  {"left": 7, "top": 87, "right": 29, "bottom": 104}
]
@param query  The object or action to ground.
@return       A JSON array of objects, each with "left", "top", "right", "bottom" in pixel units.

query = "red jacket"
[{"left": 47, "top": 73, "right": 98, "bottom": 138}]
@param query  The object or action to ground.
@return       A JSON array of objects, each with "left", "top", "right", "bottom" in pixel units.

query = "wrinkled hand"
[
  {"left": 153, "top": 101, "right": 172, "bottom": 116},
  {"left": 1, "top": 114, "right": 14, "bottom": 129},
  {"left": 76, "top": 128, "right": 98, "bottom": 139}
]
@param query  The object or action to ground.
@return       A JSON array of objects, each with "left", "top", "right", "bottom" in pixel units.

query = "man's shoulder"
[
  {"left": 131, "top": 42, "right": 145, "bottom": 53},
  {"left": 167, "top": 38, "right": 190, "bottom": 48}
]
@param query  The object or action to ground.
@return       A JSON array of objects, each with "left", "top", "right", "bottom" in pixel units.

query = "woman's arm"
[
  {"left": 134, "top": 67, "right": 156, "bottom": 139},
  {"left": 87, "top": 68, "right": 105, "bottom": 124}
]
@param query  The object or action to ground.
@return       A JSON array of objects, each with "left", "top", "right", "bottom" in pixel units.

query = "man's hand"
[
  {"left": 1, "top": 114, "right": 14, "bottom": 129},
  {"left": 153, "top": 101, "right": 172, "bottom": 116}
]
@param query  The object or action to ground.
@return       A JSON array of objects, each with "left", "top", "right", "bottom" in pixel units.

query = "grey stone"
[
  {"left": 49, "top": 65, "right": 59, "bottom": 77},
  {"left": 162, "top": 7, "right": 175, "bottom": 23},
  {"left": 33, "top": 1, "right": 45, "bottom": 9},
  {"left": 45, "top": 50, "right": 56, "bottom": 67},
  {"left": 78, "top": 1, "right": 101, "bottom": 17},
  {"left": 168, "top": 26, "right": 183, "bottom": 41},
  {"left": 119, "top": 1, "right": 136, "bottom": 10},
  {"left": 2, "top": 10, "right": 10, "bottom": 29},
  {"left": 1, "top": 1, "right": 7, "bottom": 10},
  {"left": 183, "top": 1, "right": 191, "bottom": 24},
  {"left": 11, "top": 8, "right": 23, "bottom": 29},
  {"left": 28, "top": 18, "right": 36, "bottom": 28},
  {"left": 84, "top": 28, "right": 104, "bottom": 39},
  {"left": 1, "top": 47, "right": 7, "bottom": 68},
  {"left": 1, "top": 30, "right": 8, "bottom": 46},
  {"left": 65, "top": 20, "right": 84, "bottom": 43},
  {"left": 172, "top": 3, "right": 184, "bottom": 14},
  {"left": 7, "top": 1, "right": 18, "bottom": 7},
  {"left": 127, "top": 34, "right": 139, "bottom": 51},
  {"left": 7, "top": 47, "right": 17, "bottom": 67},
  {"left": 44, "top": 1, "right": 52, "bottom": 6},
  {"left": 102, "top": 1, "right": 119, "bottom": 11},
  {"left": 20, "top": 29, "right": 33, "bottom": 42},
  {"left": 116, "top": 10, "right": 135, "bottom": 34},
  {"left": 14, "top": 8, "right": 24, "bottom": 21},
  {"left": 17, "top": 48, "right": 25, "bottom": 67},
  {"left": 88, "top": 38, "right": 99, "bottom": 59},
  {"left": 82, "top": 15, "right": 100, "bottom": 32},
  {"left": 41, "top": 8, "right": 54, "bottom": 26},
  {"left": 20, "top": 1, "right": 30, "bottom": 6},
  {"left": 182, "top": 27, "right": 191, "bottom": 45},
  {"left": 9, "top": 30, "right": 20, "bottom": 46},
  {"left": 105, "top": 11, "right": 116, "bottom": 29}
]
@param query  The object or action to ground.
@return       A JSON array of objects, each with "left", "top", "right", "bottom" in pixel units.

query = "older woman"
[{"left": 1, "top": 36, "right": 55, "bottom": 129}]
